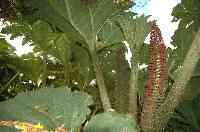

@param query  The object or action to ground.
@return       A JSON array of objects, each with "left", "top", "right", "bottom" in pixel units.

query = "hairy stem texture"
[
  {"left": 92, "top": 54, "right": 112, "bottom": 111},
  {"left": 152, "top": 28, "right": 200, "bottom": 132},
  {"left": 129, "top": 63, "right": 138, "bottom": 120}
]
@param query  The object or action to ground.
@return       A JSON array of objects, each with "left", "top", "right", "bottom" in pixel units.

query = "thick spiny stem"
[{"left": 152, "top": 28, "right": 200, "bottom": 132}]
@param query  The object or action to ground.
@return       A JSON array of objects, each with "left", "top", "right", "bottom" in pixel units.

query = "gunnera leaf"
[
  {"left": 84, "top": 111, "right": 138, "bottom": 132},
  {"left": 0, "top": 87, "right": 93, "bottom": 131}
]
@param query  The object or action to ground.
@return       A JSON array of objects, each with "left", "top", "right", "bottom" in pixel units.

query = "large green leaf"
[
  {"left": 84, "top": 111, "right": 138, "bottom": 132},
  {"left": 22, "top": 0, "right": 131, "bottom": 52},
  {"left": 97, "top": 19, "right": 124, "bottom": 51},
  {"left": 172, "top": 0, "right": 200, "bottom": 28},
  {"left": 48, "top": 34, "right": 71, "bottom": 65},
  {"left": 0, "top": 87, "right": 93, "bottom": 131},
  {"left": 70, "top": 44, "right": 94, "bottom": 89},
  {"left": 24, "top": 21, "right": 73, "bottom": 85},
  {"left": 170, "top": 0, "right": 200, "bottom": 76},
  {"left": 32, "top": 20, "right": 53, "bottom": 50},
  {"left": 116, "top": 13, "right": 152, "bottom": 57}
]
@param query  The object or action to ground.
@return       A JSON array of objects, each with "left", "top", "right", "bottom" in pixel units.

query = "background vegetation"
[{"left": 0, "top": 0, "right": 199, "bottom": 131}]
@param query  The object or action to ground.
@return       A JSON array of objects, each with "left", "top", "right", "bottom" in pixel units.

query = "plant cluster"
[{"left": 0, "top": 0, "right": 200, "bottom": 132}]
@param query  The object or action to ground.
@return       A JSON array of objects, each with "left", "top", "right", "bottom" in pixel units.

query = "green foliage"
[
  {"left": 0, "top": 87, "right": 93, "bottom": 131},
  {"left": 0, "top": 38, "right": 25, "bottom": 100},
  {"left": 170, "top": 0, "right": 200, "bottom": 78},
  {"left": 162, "top": 3, "right": 200, "bottom": 121},
  {"left": 1, "top": 0, "right": 199, "bottom": 131},
  {"left": 70, "top": 44, "right": 94, "bottom": 90},
  {"left": 137, "top": 44, "right": 149, "bottom": 99},
  {"left": 99, "top": 45, "right": 130, "bottom": 112},
  {"left": 172, "top": 0, "right": 200, "bottom": 27},
  {"left": 9, "top": 53, "right": 43, "bottom": 83},
  {"left": 84, "top": 111, "right": 138, "bottom": 132},
  {"left": 97, "top": 20, "right": 124, "bottom": 50},
  {"left": 116, "top": 12, "right": 152, "bottom": 60},
  {"left": 1, "top": 19, "right": 32, "bottom": 44},
  {"left": 20, "top": 0, "right": 132, "bottom": 52},
  {"left": 32, "top": 20, "right": 53, "bottom": 51},
  {"left": 0, "top": 38, "right": 15, "bottom": 54},
  {"left": 0, "top": 126, "right": 18, "bottom": 132},
  {"left": 167, "top": 95, "right": 200, "bottom": 132},
  {"left": 1, "top": 19, "right": 86, "bottom": 87}
]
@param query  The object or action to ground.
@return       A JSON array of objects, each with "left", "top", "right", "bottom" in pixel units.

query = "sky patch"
[{"left": 132, "top": 0, "right": 149, "bottom": 15}]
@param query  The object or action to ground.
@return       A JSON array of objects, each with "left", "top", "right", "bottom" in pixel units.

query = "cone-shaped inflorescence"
[{"left": 140, "top": 23, "right": 167, "bottom": 131}]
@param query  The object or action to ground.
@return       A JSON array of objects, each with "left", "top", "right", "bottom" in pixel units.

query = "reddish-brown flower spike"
[
  {"left": 147, "top": 23, "right": 167, "bottom": 97},
  {"left": 140, "top": 23, "right": 168, "bottom": 131}
]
